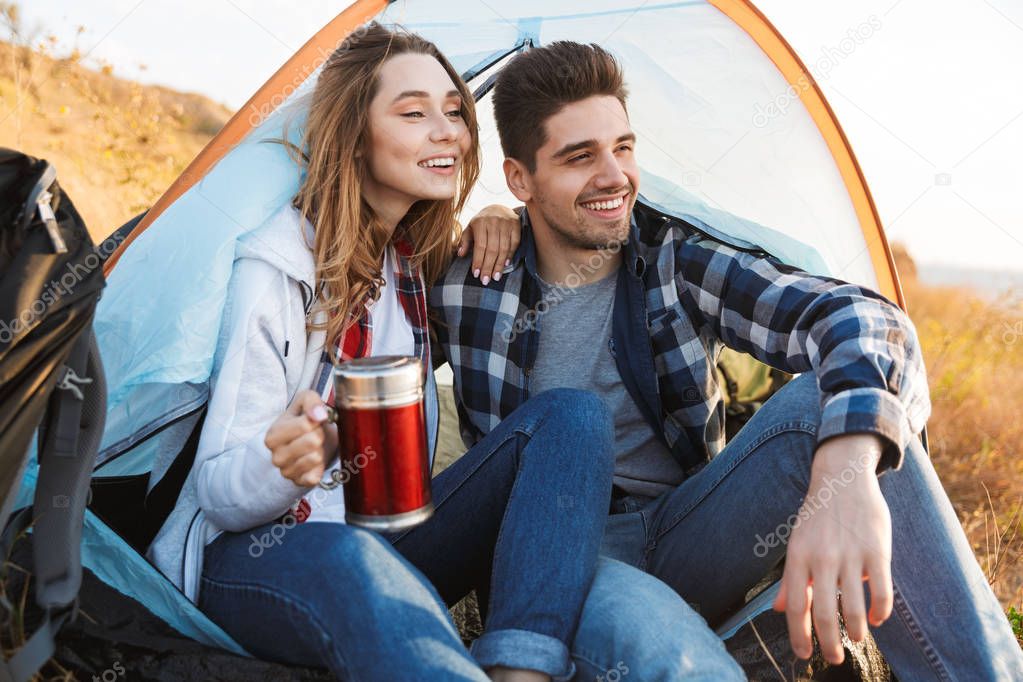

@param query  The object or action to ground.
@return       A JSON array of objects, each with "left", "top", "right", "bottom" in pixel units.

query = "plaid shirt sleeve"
[{"left": 676, "top": 234, "right": 931, "bottom": 471}]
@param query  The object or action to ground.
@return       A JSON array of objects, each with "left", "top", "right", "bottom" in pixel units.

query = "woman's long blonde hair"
[{"left": 282, "top": 23, "right": 479, "bottom": 360}]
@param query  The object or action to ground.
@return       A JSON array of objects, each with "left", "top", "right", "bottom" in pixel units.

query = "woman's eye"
[
  {"left": 446, "top": 109, "right": 463, "bottom": 118},
  {"left": 401, "top": 111, "right": 425, "bottom": 118}
]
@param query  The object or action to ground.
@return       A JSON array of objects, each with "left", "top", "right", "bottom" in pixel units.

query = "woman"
[{"left": 147, "top": 23, "right": 615, "bottom": 681}]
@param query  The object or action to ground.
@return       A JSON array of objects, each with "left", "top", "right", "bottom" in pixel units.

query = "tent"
[{"left": 12, "top": 0, "right": 907, "bottom": 667}]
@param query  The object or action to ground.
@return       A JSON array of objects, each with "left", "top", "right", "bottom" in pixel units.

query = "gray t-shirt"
[{"left": 530, "top": 270, "right": 685, "bottom": 499}]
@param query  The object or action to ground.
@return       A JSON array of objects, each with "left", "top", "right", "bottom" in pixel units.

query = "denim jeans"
[
  {"left": 199, "top": 388, "right": 616, "bottom": 680},
  {"left": 570, "top": 556, "right": 746, "bottom": 681},
  {"left": 601, "top": 372, "right": 1023, "bottom": 681}
]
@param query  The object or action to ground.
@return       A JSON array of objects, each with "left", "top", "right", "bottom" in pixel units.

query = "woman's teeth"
[
  {"left": 581, "top": 196, "right": 625, "bottom": 210},
  {"left": 419, "top": 157, "right": 455, "bottom": 168}
]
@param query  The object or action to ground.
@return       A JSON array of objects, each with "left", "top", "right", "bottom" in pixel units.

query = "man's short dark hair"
[{"left": 493, "top": 41, "right": 628, "bottom": 172}]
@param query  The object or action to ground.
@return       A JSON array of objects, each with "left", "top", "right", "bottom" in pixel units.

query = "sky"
[{"left": 13, "top": 0, "right": 1023, "bottom": 274}]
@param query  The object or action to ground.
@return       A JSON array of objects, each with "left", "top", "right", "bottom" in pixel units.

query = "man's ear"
[{"left": 503, "top": 158, "right": 533, "bottom": 203}]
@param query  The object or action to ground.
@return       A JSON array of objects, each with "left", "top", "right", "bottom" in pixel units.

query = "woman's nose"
[{"left": 430, "top": 114, "right": 460, "bottom": 143}]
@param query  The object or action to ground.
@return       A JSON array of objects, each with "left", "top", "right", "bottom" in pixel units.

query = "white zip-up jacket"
[{"left": 146, "top": 204, "right": 440, "bottom": 603}]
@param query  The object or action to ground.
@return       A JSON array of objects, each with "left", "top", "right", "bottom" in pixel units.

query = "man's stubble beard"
[{"left": 534, "top": 191, "right": 631, "bottom": 252}]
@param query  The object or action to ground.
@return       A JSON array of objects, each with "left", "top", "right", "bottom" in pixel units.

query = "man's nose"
[{"left": 594, "top": 150, "right": 628, "bottom": 189}]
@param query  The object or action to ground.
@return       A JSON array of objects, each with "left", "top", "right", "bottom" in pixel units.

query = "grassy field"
[
  {"left": 0, "top": 34, "right": 231, "bottom": 241},
  {"left": 894, "top": 245, "right": 1023, "bottom": 620},
  {"left": 2, "top": 14, "right": 1021, "bottom": 673}
]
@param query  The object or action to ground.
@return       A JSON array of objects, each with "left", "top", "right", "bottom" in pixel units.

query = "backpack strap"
[{"left": 0, "top": 331, "right": 105, "bottom": 682}]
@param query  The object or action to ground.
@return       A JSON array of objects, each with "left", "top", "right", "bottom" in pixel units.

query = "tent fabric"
[
  {"left": 12, "top": 447, "right": 248, "bottom": 655},
  {"left": 14, "top": 0, "right": 906, "bottom": 655},
  {"left": 382, "top": 0, "right": 886, "bottom": 290},
  {"left": 95, "top": 0, "right": 903, "bottom": 432}
]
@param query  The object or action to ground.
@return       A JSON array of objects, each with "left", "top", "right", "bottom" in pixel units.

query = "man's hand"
[
  {"left": 773, "top": 433, "right": 893, "bottom": 664},
  {"left": 457, "top": 203, "right": 521, "bottom": 285}
]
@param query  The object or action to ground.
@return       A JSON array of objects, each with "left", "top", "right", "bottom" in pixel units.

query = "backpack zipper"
[{"left": 37, "top": 189, "right": 68, "bottom": 253}]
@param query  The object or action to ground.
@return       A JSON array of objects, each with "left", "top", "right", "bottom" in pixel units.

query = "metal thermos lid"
[{"left": 333, "top": 355, "right": 424, "bottom": 408}]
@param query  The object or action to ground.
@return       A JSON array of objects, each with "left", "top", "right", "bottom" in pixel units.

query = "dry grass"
[
  {"left": 0, "top": 35, "right": 230, "bottom": 242},
  {"left": 896, "top": 245, "right": 1023, "bottom": 640}
]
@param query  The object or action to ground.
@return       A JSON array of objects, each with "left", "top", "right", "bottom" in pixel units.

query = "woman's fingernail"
[
  {"left": 311, "top": 405, "right": 328, "bottom": 422},
  {"left": 481, "top": 275, "right": 490, "bottom": 286},
  {"left": 505, "top": 258, "right": 511, "bottom": 266},
  {"left": 493, "top": 271, "right": 501, "bottom": 281},
  {"left": 473, "top": 268, "right": 480, "bottom": 278}
]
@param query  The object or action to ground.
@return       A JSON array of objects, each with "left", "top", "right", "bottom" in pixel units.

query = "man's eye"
[
  {"left": 617, "top": 145, "right": 633, "bottom": 153},
  {"left": 569, "top": 154, "right": 590, "bottom": 163}
]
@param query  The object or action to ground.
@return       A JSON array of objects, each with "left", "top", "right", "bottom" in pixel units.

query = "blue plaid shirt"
[{"left": 429, "top": 203, "right": 930, "bottom": 477}]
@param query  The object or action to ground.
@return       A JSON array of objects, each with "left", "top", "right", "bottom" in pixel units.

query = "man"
[{"left": 431, "top": 41, "right": 1023, "bottom": 679}]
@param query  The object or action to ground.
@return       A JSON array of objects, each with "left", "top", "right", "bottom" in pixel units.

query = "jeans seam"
[
  {"left": 651, "top": 420, "right": 817, "bottom": 544},
  {"left": 891, "top": 579, "right": 954, "bottom": 682},
  {"left": 199, "top": 574, "right": 353, "bottom": 677},
  {"left": 571, "top": 648, "right": 612, "bottom": 676},
  {"left": 485, "top": 435, "right": 530, "bottom": 629}
]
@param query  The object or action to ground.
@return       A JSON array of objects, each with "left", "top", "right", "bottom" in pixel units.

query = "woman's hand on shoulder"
[
  {"left": 457, "top": 204, "right": 521, "bottom": 286},
  {"left": 265, "top": 390, "right": 339, "bottom": 487}
]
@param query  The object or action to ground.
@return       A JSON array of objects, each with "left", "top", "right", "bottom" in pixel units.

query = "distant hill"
[
  {"left": 917, "top": 263, "right": 1023, "bottom": 303},
  {"left": 0, "top": 39, "right": 232, "bottom": 241},
  {"left": 893, "top": 242, "right": 1021, "bottom": 304}
]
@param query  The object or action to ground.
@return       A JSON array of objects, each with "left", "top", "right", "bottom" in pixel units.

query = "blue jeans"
[
  {"left": 199, "top": 388, "right": 615, "bottom": 680},
  {"left": 571, "top": 556, "right": 746, "bottom": 681},
  {"left": 602, "top": 372, "right": 1023, "bottom": 681}
]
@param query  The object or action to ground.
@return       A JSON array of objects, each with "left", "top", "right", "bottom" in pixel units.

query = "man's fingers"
[
  {"left": 840, "top": 563, "right": 869, "bottom": 642},
  {"left": 866, "top": 553, "right": 894, "bottom": 626},
  {"left": 810, "top": 565, "right": 843, "bottom": 665},
  {"left": 782, "top": 561, "right": 813, "bottom": 659},
  {"left": 773, "top": 579, "right": 788, "bottom": 612}
]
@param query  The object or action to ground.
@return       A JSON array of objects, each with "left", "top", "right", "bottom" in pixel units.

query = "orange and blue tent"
[{"left": 14, "top": 0, "right": 906, "bottom": 653}]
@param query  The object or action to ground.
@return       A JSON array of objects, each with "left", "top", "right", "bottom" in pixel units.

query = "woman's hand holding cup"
[{"left": 265, "top": 389, "right": 339, "bottom": 487}]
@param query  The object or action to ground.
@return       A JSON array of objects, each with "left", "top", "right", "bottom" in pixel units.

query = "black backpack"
[{"left": 0, "top": 148, "right": 107, "bottom": 682}]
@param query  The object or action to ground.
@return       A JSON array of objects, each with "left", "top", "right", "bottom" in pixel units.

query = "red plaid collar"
[{"left": 321, "top": 237, "right": 431, "bottom": 402}]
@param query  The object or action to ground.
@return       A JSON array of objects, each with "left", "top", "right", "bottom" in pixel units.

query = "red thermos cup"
[{"left": 328, "top": 355, "right": 433, "bottom": 532}]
